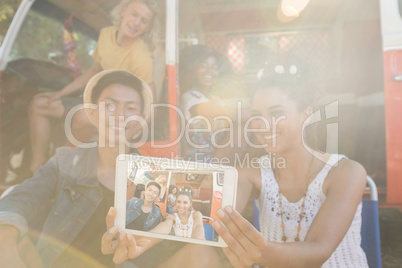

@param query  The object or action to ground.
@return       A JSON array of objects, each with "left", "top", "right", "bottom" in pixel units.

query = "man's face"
[
  {"left": 144, "top": 185, "right": 160, "bottom": 202},
  {"left": 93, "top": 84, "right": 144, "bottom": 145},
  {"left": 119, "top": 0, "right": 153, "bottom": 41}
]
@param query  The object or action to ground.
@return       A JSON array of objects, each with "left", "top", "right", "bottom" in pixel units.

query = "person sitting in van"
[
  {"left": 167, "top": 185, "right": 178, "bottom": 214},
  {"left": 28, "top": 0, "right": 160, "bottom": 174},
  {"left": 155, "top": 174, "right": 167, "bottom": 201},
  {"left": 179, "top": 45, "right": 235, "bottom": 163},
  {"left": 0, "top": 70, "right": 151, "bottom": 267},
  {"left": 126, "top": 181, "right": 162, "bottom": 231},
  {"left": 133, "top": 183, "right": 146, "bottom": 199},
  {"left": 212, "top": 68, "right": 369, "bottom": 268}
]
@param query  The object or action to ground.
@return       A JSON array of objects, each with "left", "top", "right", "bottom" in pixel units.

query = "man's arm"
[
  {"left": 49, "top": 62, "right": 102, "bottom": 101},
  {"left": 0, "top": 225, "right": 27, "bottom": 267},
  {"left": 0, "top": 155, "right": 60, "bottom": 238}
]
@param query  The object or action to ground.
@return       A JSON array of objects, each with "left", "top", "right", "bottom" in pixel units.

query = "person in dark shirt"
[
  {"left": 126, "top": 181, "right": 162, "bottom": 231},
  {"left": 0, "top": 69, "right": 151, "bottom": 267}
]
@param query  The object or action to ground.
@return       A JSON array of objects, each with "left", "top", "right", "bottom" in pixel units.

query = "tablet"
[{"left": 115, "top": 154, "right": 238, "bottom": 247}]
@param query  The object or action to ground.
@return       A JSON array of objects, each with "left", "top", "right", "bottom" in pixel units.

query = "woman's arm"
[
  {"left": 149, "top": 214, "right": 175, "bottom": 235},
  {"left": 213, "top": 159, "right": 367, "bottom": 268},
  {"left": 191, "top": 211, "right": 205, "bottom": 240},
  {"left": 236, "top": 166, "right": 261, "bottom": 213}
]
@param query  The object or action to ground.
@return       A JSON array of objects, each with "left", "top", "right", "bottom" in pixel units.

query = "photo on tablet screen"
[{"left": 115, "top": 155, "right": 237, "bottom": 247}]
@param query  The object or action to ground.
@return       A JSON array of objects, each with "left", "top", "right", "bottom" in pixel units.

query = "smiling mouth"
[
  {"left": 110, "top": 126, "right": 126, "bottom": 132},
  {"left": 202, "top": 74, "right": 216, "bottom": 82},
  {"left": 263, "top": 133, "right": 279, "bottom": 140},
  {"left": 127, "top": 25, "right": 139, "bottom": 35}
]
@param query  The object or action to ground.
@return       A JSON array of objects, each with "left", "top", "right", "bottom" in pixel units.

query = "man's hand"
[{"left": 101, "top": 207, "right": 152, "bottom": 264}]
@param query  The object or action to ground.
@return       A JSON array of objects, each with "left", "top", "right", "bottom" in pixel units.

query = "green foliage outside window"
[
  {"left": 0, "top": 0, "right": 96, "bottom": 70},
  {"left": 0, "top": 0, "right": 22, "bottom": 45}
]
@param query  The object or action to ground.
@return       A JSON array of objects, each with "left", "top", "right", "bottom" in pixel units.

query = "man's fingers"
[
  {"left": 224, "top": 206, "right": 267, "bottom": 248},
  {"left": 101, "top": 226, "right": 119, "bottom": 255},
  {"left": 113, "top": 233, "right": 129, "bottom": 264},
  {"left": 126, "top": 234, "right": 138, "bottom": 259},
  {"left": 103, "top": 240, "right": 119, "bottom": 255},
  {"left": 106, "top": 207, "right": 116, "bottom": 230},
  {"left": 136, "top": 237, "right": 154, "bottom": 256}
]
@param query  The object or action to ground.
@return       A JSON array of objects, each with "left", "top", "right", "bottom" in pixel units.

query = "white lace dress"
[
  {"left": 173, "top": 211, "right": 194, "bottom": 238},
  {"left": 256, "top": 154, "right": 368, "bottom": 268}
]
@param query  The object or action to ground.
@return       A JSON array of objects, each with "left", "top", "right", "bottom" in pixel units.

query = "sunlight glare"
[{"left": 280, "top": 0, "right": 310, "bottom": 17}]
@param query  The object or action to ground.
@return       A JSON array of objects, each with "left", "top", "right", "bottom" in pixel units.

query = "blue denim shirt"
[
  {"left": 0, "top": 147, "right": 113, "bottom": 267},
  {"left": 126, "top": 198, "right": 161, "bottom": 231}
]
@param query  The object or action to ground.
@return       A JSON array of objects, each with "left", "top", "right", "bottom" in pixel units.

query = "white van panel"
[{"left": 380, "top": 0, "right": 402, "bottom": 49}]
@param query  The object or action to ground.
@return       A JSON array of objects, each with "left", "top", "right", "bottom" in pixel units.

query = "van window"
[
  {"left": 0, "top": 0, "right": 23, "bottom": 46},
  {"left": 8, "top": 6, "right": 96, "bottom": 70}
]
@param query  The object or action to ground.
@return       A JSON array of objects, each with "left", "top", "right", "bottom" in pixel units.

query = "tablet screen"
[{"left": 115, "top": 155, "right": 237, "bottom": 247}]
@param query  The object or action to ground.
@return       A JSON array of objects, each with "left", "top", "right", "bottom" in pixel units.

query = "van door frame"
[{"left": 380, "top": 0, "right": 402, "bottom": 209}]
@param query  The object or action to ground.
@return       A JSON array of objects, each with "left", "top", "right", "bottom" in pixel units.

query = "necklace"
[
  {"left": 141, "top": 204, "right": 152, "bottom": 213},
  {"left": 177, "top": 212, "right": 191, "bottom": 237},
  {"left": 273, "top": 156, "right": 314, "bottom": 242}
]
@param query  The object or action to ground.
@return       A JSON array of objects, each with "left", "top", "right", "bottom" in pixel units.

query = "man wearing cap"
[
  {"left": 0, "top": 70, "right": 152, "bottom": 267},
  {"left": 126, "top": 181, "right": 162, "bottom": 231}
]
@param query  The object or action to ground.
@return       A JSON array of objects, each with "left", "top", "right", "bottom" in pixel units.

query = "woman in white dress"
[
  {"left": 165, "top": 188, "right": 205, "bottom": 240},
  {"left": 212, "top": 69, "right": 369, "bottom": 267}
]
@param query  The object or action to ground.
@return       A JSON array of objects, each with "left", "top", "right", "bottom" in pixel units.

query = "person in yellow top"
[
  {"left": 92, "top": 26, "right": 153, "bottom": 84},
  {"left": 28, "top": 0, "right": 160, "bottom": 173}
]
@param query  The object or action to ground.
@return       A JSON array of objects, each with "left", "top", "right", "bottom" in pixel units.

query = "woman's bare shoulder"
[
  {"left": 238, "top": 163, "right": 262, "bottom": 190},
  {"left": 192, "top": 211, "right": 203, "bottom": 219},
  {"left": 326, "top": 158, "right": 367, "bottom": 195}
]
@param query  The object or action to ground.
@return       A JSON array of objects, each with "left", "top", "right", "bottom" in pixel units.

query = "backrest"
[
  {"left": 361, "top": 176, "right": 382, "bottom": 268},
  {"left": 252, "top": 199, "right": 260, "bottom": 232},
  {"left": 203, "top": 223, "right": 215, "bottom": 241}
]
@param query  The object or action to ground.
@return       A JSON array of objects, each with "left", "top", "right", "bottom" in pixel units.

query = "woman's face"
[
  {"left": 144, "top": 185, "right": 160, "bottom": 202},
  {"left": 250, "top": 88, "right": 310, "bottom": 154},
  {"left": 92, "top": 84, "right": 143, "bottom": 145},
  {"left": 196, "top": 56, "right": 219, "bottom": 89},
  {"left": 172, "top": 187, "right": 177, "bottom": 195},
  {"left": 175, "top": 194, "right": 191, "bottom": 215},
  {"left": 119, "top": 0, "right": 153, "bottom": 41}
]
